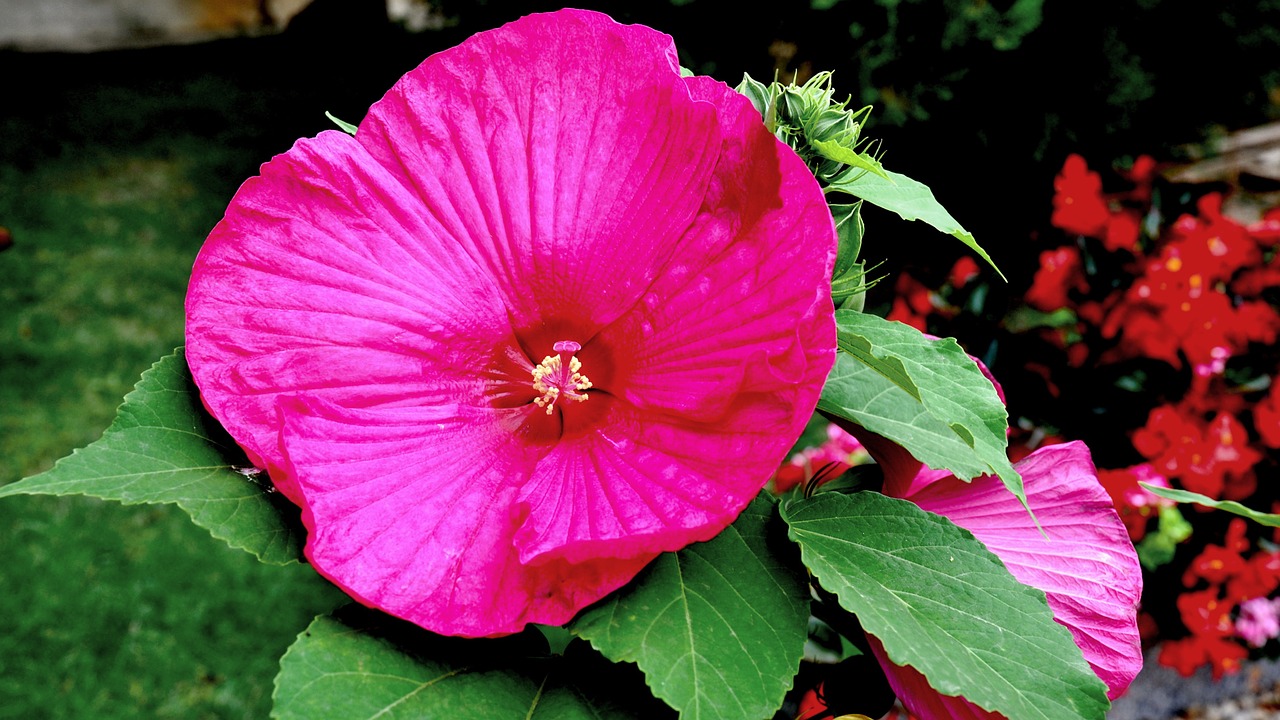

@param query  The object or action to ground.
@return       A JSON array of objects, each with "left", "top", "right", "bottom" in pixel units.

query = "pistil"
[{"left": 531, "top": 340, "right": 593, "bottom": 414}]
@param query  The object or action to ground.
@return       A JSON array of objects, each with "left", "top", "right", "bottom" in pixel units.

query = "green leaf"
[
  {"left": 570, "top": 496, "right": 810, "bottom": 720},
  {"left": 1003, "top": 306, "right": 1078, "bottom": 333},
  {"left": 325, "top": 111, "right": 358, "bottom": 135},
  {"left": 828, "top": 168, "right": 1005, "bottom": 280},
  {"left": 830, "top": 201, "right": 869, "bottom": 312},
  {"left": 1140, "top": 484, "right": 1280, "bottom": 527},
  {"left": 0, "top": 348, "right": 305, "bottom": 564},
  {"left": 1135, "top": 505, "right": 1192, "bottom": 570},
  {"left": 274, "top": 606, "right": 665, "bottom": 720},
  {"left": 819, "top": 310, "right": 1023, "bottom": 502},
  {"left": 734, "top": 73, "right": 776, "bottom": 133},
  {"left": 781, "top": 492, "right": 1109, "bottom": 720},
  {"left": 810, "top": 138, "right": 889, "bottom": 180}
]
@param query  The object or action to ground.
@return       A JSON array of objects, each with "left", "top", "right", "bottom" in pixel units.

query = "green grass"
[{"left": 0, "top": 61, "right": 346, "bottom": 719}]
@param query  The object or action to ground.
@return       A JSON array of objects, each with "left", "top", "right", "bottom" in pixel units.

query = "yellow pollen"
[
  {"left": 1166, "top": 257, "right": 1182, "bottom": 272},
  {"left": 531, "top": 340, "right": 593, "bottom": 415}
]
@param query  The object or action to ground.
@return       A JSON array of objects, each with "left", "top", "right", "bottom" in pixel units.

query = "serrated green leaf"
[
  {"left": 569, "top": 496, "right": 809, "bottom": 720},
  {"left": 0, "top": 348, "right": 305, "bottom": 564},
  {"left": 273, "top": 606, "right": 664, "bottom": 720},
  {"left": 836, "top": 328, "right": 921, "bottom": 401},
  {"left": 1140, "top": 484, "right": 1280, "bottom": 527},
  {"left": 828, "top": 168, "right": 1005, "bottom": 280},
  {"left": 819, "top": 310, "right": 1023, "bottom": 503},
  {"left": 781, "top": 492, "right": 1109, "bottom": 720}
]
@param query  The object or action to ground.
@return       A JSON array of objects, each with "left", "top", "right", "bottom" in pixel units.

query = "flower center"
[{"left": 531, "top": 340, "right": 593, "bottom": 414}]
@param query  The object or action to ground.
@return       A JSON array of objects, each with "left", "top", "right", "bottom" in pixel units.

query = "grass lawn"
[{"left": 0, "top": 46, "right": 353, "bottom": 720}]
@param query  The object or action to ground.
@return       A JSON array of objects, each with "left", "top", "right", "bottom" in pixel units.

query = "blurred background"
[{"left": 1, "top": 1, "right": 1278, "bottom": 717}]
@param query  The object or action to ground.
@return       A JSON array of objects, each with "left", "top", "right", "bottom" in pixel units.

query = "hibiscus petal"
[
  {"left": 866, "top": 635, "right": 1001, "bottom": 720},
  {"left": 279, "top": 397, "right": 656, "bottom": 636},
  {"left": 513, "top": 391, "right": 799, "bottom": 564},
  {"left": 357, "top": 9, "right": 725, "bottom": 345},
  {"left": 898, "top": 441, "right": 1143, "bottom": 700},
  {"left": 596, "top": 75, "right": 836, "bottom": 423},
  {"left": 186, "top": 131, "right": 522, "bottom": 499}
]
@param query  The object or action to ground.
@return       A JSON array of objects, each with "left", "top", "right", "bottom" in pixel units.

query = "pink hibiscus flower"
[
  {"left": 185, "top": 10, "right": 836, "bottom": 637},
  {"left": 837, "top": 355, "right": 1142, "bottom": 717}
]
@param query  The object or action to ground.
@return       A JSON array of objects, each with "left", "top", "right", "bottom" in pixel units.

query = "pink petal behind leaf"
[
  {"left": 901, "top": 441, "right": 1143, "bottom": 699},
  {"left": 868, "top": 635, "right": 1002, "bottom": 720}
]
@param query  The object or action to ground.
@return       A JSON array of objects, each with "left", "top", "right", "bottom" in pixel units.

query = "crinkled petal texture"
[
  {"left": 185, "top": 9, "right": 836, "bottom": 637},
  {"left": 873, "top": 442, "right": 1143, "bottom": 718}
]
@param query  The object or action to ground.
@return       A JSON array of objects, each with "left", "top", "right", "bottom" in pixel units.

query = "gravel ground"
[{"left": 1109, "top": 648, "right": 1280, "bottom": 719}]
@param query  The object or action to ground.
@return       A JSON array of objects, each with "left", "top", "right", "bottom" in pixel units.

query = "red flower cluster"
[
  {"left": 1133, "top": 406, "right": 1262, "bottom": 502},
  {"left": 1051, "top": 153, "right": 1150, "bottom": 252},
  {"left": 1045, "top": 155, "right": 1280, "bottom": 678},
  {"left": 1100, "top": 194, "right": 1280, "bottom": 370},
  {"left": 1027, "top": 246, "right": 1089, "bottom": 312},
  {"left": 1160, "top": 519, "right": 1280, "bottom": 678},
  {"left": 881, "top": 152, "right": 1280, "bottom": 681}
]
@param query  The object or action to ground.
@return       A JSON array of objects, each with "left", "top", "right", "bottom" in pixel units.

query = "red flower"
[
  {"left": 1248, "top": 206, "right": 1280, "bottom": 244},
  {"left": 1102, "top": 209, "right": 1142, "bottom": 252},
  {"left": 1026, "top": 246, "right": 1088, "bottom": 311},
  {"left": 887, "top": 273, "right": 943, "bottom": 331},
  {"left": 1132, "top": 405, "right": 1202, "bottom": 474},
  {"left": 1177, "top": 587, "right": 1235, "bottom": 637},
  {"left": 1182, "top": 544, "right": 1247, "bottom": 587},
  {"left": 1167, "top": 194, "right": 1260, "bottom": 283},
  {"left": 1158, "top": 634, "right": 1248, "bottom": 680},
  {"left": 1228, "top": 301, "right": 1280, "bottom": 347},
  {"left": 948, "top": 255, "right": 980, "bottom": 289},
  {"left": 1180, "top": 413, "right": 1262, "bottom": 501},
  {"left": 1097, "top": 463, "right": 1172, "bottom": 542},
  {"left": 1227, "top": 551, "right": 1280, "bottom": 603},
  {"left": 1254, "top": 381, "right": 1280, "bottom": 449},
  {"left": 1231, "top": 257, "right": 1280, "bottom": 295},
  {"left": 1051, "top": 154, "right": 1110, "bottom": 238},
  {"left": 1121, "top": 154, "right": 1158, "bottom": 204},
  {"left": 1101, "top": 305, "right": 1183, "bottom": 367}
]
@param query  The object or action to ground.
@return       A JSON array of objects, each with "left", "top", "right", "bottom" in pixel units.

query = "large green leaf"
[
  {"left": 274, "top": 606, "right": 666, "bottom": 720},
  {"left": 569, "top": 496, "right": 810, "bottom": 720},
  {"left": 782, "top": 492, "right": 1109, "bottom": 720},
  {"left": 828, "top": 167, "right": 1004, "bottom": 279},
  {"left": 0, "top": 348, "right": 304, "bottom": 564},
  {"left": 819, "top": 310, "right": 1023, "bottom": 502},
  {"left": 1141, "top": 484, "right": 1280, "bottom": 527}
]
